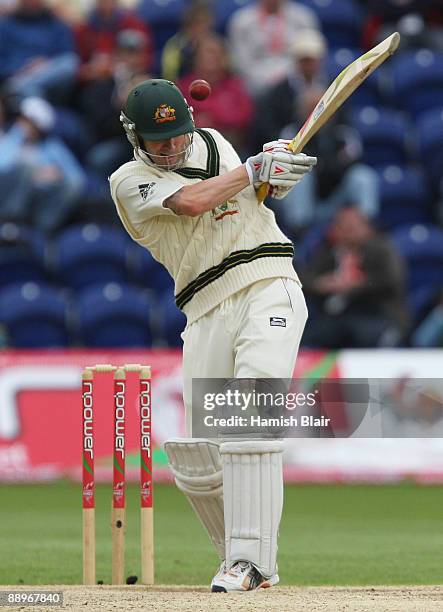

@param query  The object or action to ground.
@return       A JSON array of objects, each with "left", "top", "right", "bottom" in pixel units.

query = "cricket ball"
[{"left": 189, "top": 79, "right": 211, "bottom": 101}]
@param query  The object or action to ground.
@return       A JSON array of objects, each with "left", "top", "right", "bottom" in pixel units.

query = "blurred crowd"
[{"left": 0, "top": 0, "right": 442, "bottom": 349}]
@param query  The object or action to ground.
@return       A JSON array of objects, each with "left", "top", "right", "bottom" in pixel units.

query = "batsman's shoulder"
[
  {"left": 110, "top": 159, "right": 156, "bottom": 191},
  {"left": 198, "top": 126, "right": 225, "bottom": 143}
]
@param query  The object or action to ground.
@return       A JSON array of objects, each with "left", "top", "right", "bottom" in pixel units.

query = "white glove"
[
  {"left": 245, "top": 151, "right": 266, "bottom": 186},
  {"left": 260, "top": 151, "right": 317, "bottom": 185},
  {"left": 245, "top": 150, "right": 317, "bottom": 188},
  {"left": 263, "top": 139, "right": 293, "bottom": 153}
]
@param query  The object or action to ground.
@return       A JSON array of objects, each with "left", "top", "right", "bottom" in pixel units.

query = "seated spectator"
[
  {"left": 177, "top": 34, "right": 254, "bottom": 155},
  {"left": 75, "top": 0, "right": 153, "bottom": 83},
  {"left": 280, "top": 112, "right": 379, "bottom": 231},
  {"left": 0, "top": 97, "right": 86, "bottom": 233},
  {"left": 227, "top": 0, "right": 319, "bottom": 97},
  {"left": 259, "top": 30, "right": 379, "bottom": 231},
  {"left": 161, "top": 0, "right": 214, "bottom": 82},
  {"left": 253, "top": 29, "right": 328, "bottom": 147},
  {"left": 81, "top": 28, "right": 153, "bottom": 177},
  {"left": 300, "top": 207, "right": 409, "bottom": 348},
  {"left": 261, "top": 34, "right": 379, "bottom": 232},
  {"left": 0, "top": 0, "right": 78, "bottom": 102}
]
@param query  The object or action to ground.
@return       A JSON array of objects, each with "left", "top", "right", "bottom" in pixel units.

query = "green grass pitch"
[{"left": 1, "top": 482, "right": 442, "bottom": 586}]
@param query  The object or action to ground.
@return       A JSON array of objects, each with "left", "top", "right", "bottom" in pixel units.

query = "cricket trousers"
[{"left": 181, "top": 277, "right": 308, "bottom": 433}]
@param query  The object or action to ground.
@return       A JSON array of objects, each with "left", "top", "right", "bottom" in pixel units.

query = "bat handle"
[{"left": 256, "top": 182, "right": 269, "bottom": 203}]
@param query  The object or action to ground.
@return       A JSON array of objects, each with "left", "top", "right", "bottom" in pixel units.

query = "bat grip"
[{"left": 256, "top": 182, "right": 269, "bottom": 203}]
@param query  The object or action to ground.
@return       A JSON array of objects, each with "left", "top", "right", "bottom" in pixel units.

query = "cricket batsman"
[{"left": 110, "top": 79, "right": 316, "bottom": 592}]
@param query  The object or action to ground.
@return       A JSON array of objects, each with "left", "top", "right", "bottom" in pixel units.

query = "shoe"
[{"left": 211, "top": 561, "right": 279, "bottom": 592}]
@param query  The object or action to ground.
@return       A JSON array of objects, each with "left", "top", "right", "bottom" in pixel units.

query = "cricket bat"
[{"left": 257, "top": 31, "right": 401, "bottom": 202}]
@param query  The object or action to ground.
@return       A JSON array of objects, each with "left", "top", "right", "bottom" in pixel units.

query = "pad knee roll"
[{"left": 165, "top": 438, "right": 225, "bottom": 559}]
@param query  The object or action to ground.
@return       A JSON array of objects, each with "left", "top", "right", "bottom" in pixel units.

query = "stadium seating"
[
  {"left": 326, "top": 48, "right": 382, "bottom": 109},
  {"left": 0, "top": 282, "right": 70, "bottom": 347},
  {"left": 298, "top": 0, "right": 363, "bottom": 48},
  {"left": 376, "top": 166, "right": 433, "bottom": 230},
  {"left": 51, "top": 224, "right": 130, "bottom": 290},
  {"left": 75, "top": 282, "right": 154, "bottom": 347},
  {"left": 128, "top": 242, "right": 174, "bottom": 294},
  {"left": 137, "top": 0, "right": 185, "bottom": 70},
  {"left": 391, "top": 224, "right": 443, "bottom": 292},
  {"left": 158, "top": 291, "right": 186, "bottom": 347},
  {"left": 294, "top": 223, "right": 329, "bottom": 267},
  {"left": 0, "top": 223, "right": 47, "bottom": 289},
  {"left": 391, "top": 50, "right": 443, "bottom": 119},
  {"left": 416, "top": 108, "right": 443, "bottom": 190},
  {"left": 215, "top": 0, "right": 254, "bottom": 34},
  {"left": 351, "top": 106, "right": 411, "bottom": 167}
]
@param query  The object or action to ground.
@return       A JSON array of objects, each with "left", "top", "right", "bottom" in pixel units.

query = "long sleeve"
[
  {"left": 0, "top": 124, "right": 26, "bottom": 170},
  {"left": 45, "top": 138, "right": 86, "bottom": 188}
]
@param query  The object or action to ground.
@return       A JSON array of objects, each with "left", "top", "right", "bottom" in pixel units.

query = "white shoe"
[{"left": 211, "top": 561, "right": 279, "bottom": 592}]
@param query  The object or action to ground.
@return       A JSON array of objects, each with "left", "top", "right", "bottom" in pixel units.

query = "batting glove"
[
  {"left": 245, "top": 151, "right": 266, "bottom": 187},
  {"left": 260, "top": 151, "right": 317, "bottom": 185},
  {"left": 263, "top": 139, "right": 293, "bottom": 153}
]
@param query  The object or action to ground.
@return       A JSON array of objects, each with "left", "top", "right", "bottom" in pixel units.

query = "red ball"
[{"left": 189, "top": 79, "right": 211, "bottom": 101}]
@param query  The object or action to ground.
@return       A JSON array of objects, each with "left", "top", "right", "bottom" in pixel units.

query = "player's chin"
[{"left": 157, "top": 155, "right": 179, "bottom": 169}]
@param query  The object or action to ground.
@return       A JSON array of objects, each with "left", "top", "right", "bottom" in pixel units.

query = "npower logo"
[
  {"left": 114, "top": 381, "right": 125, "bottom": 458},
  {"left": 82, "top": 381, "right": 93, "bottom": 459},
  {"left": 140, "top": 380, "right": 151, "bottom": 458}
]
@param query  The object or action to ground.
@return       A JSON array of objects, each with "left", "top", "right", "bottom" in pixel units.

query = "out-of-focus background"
[
  {"left": 0, "top": 3, "right": 443, "bottom": 584},
  {"left": 0, "top": 0, "right": 441, "bottom": 353}
]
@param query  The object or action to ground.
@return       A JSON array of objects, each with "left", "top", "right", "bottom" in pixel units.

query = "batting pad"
[
  {"left": 165, "top": 438, "right": 225, "bottom": 559},
  {"left": 220, "top": 440, "right": 284, "bottom": 578}
]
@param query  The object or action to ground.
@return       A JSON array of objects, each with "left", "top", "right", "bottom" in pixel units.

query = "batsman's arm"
[{"left": 164, "top": 165, "right": 250, "bottom": 216}]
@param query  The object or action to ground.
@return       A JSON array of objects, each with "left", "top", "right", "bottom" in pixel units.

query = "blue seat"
[
  {"left": 137, "top": 0, "right": 185, "bottom": 69},
  {"left": 298, "top": 0, "right": 363, "bottom": 48},
  {"left": 158, "top": 291, "right": 186, "bottom": 347},
  {"left": 376, "top": 166, "right": 433, "bottom": 230},
  {"left": 391, "top": 50, "right": 443, "bottom": 119},
  {"left": 326, "top": 48, "right": 381, "bottom": 108},
  {"left": 52, "top": 224, "right": 130, "bottom": 290},
  {"left": 408, "top": 283, "right": 442, "bottom": 323},
  {"left": 0, "top": 282, "right": 70, "bottom": 347},
  {"left": 391, "top": 224, "right": 443, "bottom": 292},
  {"left": 351, "top": 106, "right": 411, "bottom": 167},
  {"left": 215, "top": 0, "right": 254, "bottom": 34},
  {"left": 294, "top": 223, "right": 329, "bottom": 267},
  {"left": 54, "top": 107, "right": 92, "bottom": 159},
  {"left": 76, "top": 282, "right": 154, "bottom": 347},
  {"left": 0, "top": 223, "right": 47, "bottom": 289},
  {"left": 416, "top": 108, "right": 443, "bottom": 189},
  {"left": 128, "top": 243, "right": 174, "bottom": 295}
]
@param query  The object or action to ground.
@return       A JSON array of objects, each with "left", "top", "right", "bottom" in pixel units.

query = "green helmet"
[{"left": 122, "top": 79, "right": 194, "bottom": 142}]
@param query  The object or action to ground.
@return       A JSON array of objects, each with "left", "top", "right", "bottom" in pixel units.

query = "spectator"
[
  {"left": 177, "top": 34, "right": 254, "bottom": 156},
  {"left": 0, "top": 97, "right": 86, "bottom": 233},
  {"left": 253, "top": 28, "right": 328, "bottom": 147},
  {"left": 75, "top": 0, "right": 153, "bottom": 83},
  {"left": 161, "top": 0, "right": 214, "bottom": 82},
  {"left": 300, "top": 207, "right": 409, "bottom": 348},
  {"left": 227, "top": 0, "right": 319, "bottom": 97},
  {"left": 0, "top": 0, "right": 78, "bottom": 102},
  {"left": 81, "top": 28, "right": 153, "bottom": 177},
  {"left": 266, "top": 30, "right": 379, "bottom": 232}
]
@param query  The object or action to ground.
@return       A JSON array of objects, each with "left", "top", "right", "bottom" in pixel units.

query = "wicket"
[{"left": 81, "top": 363, "right": 153, "bottom": 586}]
